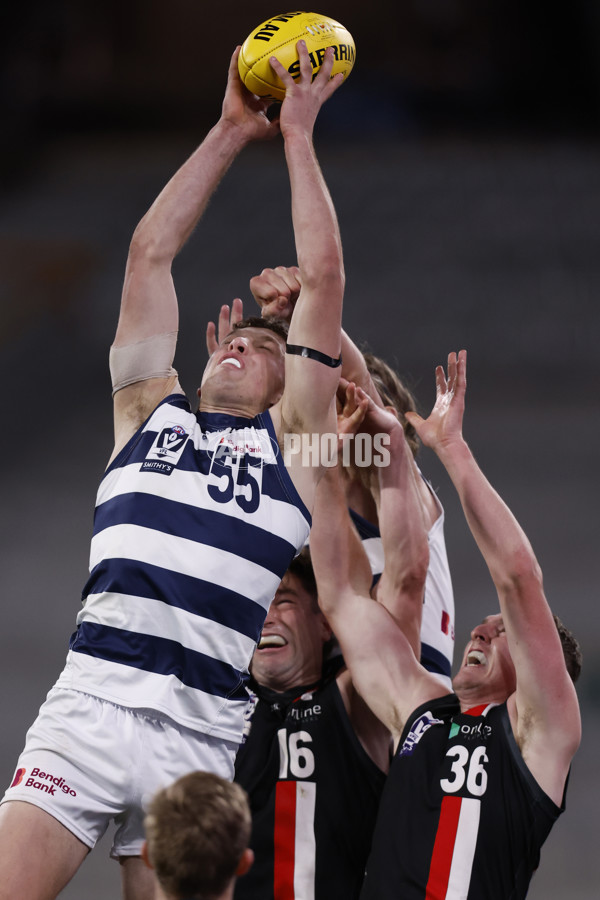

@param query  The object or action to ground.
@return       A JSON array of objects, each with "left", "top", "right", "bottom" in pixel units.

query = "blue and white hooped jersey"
[
  {"left": 61, "top": 395, "right": 311, "bottom": 743},
  {"left": 350, "top": 477, "right": 455, "bottom": 689}
]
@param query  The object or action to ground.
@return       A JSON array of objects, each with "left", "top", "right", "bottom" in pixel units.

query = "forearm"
[
  {"left": 130, "top": 119, "right": 250, "bottom": 263},
  {"left": 376, "top": 427, "right": 429, "bottom": 651},
  {"left": 311, "top": 466, "right": 373, "bottom": 617},
  {"left": 115, "top": 120, "right": 251, "bottom": 346},
  {"left": 284, "top": 132, "right": 344, "bottom": 349}
]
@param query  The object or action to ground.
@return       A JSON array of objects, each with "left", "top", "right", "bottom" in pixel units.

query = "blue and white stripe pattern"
[{"left": 62, "top": 395, "right": 311, "bottom": 742}]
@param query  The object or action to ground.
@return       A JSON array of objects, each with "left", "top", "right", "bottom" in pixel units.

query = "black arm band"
[{"left": 286, "top": 344, "right": 342, "bottom": 368}]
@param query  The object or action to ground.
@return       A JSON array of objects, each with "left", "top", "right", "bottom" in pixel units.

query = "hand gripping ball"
[{"left": 238, "top": 12, "right": 355, "bottom": 101}]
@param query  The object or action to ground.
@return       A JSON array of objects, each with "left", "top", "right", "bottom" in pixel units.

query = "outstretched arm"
[
  {"left": 365, "top": 398, "right": 430, "bottom": 658},
  {"left": 336, "top": 381, "right": 430, "bottom": 658},
  {"left": 310, "top": 455, "right": 443, "bottom": 745},
  {"left": 266, "top": 45, "right": 345, "bottom": 448},
  {"left": 406, "top": 351, "right": 581, "bottom": 802},
  {"left": 111, "top": 48, "right": 279, "bottom": 458},
  {"left": 248, "top": 264, "right": 442, "bottom": 535}
]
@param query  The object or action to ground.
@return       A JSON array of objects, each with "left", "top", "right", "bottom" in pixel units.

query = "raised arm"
[
  {"left": 406, "top": 351, "right": 581, "bottom": 801},
  {"left": 310, "top": 452, "right": 443, "bottom": 745},
  {"left": 266, "top": 45, "right": 345, "bottom": 445},
  {"left": 111, "top": 48, "right": 279, "bottom": 458},
  {"left": 363, "top": 398, "right": 430, "bottom": 658}
]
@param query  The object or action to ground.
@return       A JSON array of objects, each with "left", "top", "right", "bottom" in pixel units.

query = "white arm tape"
[{"left": 109, "top": 331, "right": 178, "bottom": 395}]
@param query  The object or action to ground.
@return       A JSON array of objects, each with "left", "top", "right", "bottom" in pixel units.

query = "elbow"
[
  {"left": 393, "top": 541, "right": 429, "bottom": 594},
  {"left": 128, "top": 221, "right": 172, "bottom": 268},
  {"left": 390, "top": 554, "right": 429, "bottom": 603},
  {"left": 494, "top": 546, "right": 544, "bottom": 596},
  {"left": 399, "top": 567, "right": 428, "bottom": 601},
  {"left": 299, "top": 258, "right": 345, "bottom": 294}
]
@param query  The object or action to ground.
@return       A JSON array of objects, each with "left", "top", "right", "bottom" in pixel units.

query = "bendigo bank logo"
[
  {"left": 206, "top": 429, "right": 279, "bottom": 473},
  {"left": 10, "top": 767, "right": 77, "bottom": 797},
  {"left": 10, "top": 767, "right": 25, "bottom": 788}
]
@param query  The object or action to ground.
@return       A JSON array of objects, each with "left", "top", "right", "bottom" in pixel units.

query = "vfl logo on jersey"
[
  {"left": 142, "top": 423, "right": 190, "bottom": 475},
  {"left": 398, "top": 710, "right": 444, "bottom": 757}
]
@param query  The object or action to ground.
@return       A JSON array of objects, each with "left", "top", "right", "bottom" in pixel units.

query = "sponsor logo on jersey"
[
  {"left": 20, "top": 767, "right": 77, "bottom": 797},
  {"left": 289, "top": 702, "right": 322, "bottom": 722},
  {"left": 206, "top": 429, "right": 279, "bottom": 472},
  {"left": 399, "top": 710, "right": 445, "bottom": 757},
  {"left": 10, "top": 767, "right": 25, "bottom": 788},
  {"left": 449, "top": 720, "right": 492, "bottom": 741}
]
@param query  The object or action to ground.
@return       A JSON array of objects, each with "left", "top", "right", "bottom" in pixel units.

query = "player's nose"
[
  {"left": 227, "top": 335, "right": 248, "bottom": 353},
  {"left": 471, "top": 623, "right": 491, "bottom": 643}
]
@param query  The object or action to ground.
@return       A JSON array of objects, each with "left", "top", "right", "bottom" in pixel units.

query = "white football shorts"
[{"left": 1, "top": 687, "right": 238, "bottom": 858}]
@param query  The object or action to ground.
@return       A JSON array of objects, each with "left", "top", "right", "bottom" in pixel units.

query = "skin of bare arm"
[
  {"left": 110, "top": 48, "right": 279, "bottom": 462},
  {"left": 405, "top": 350, "right": 581, "bottom": 806},
  {"left": 266, "top": 46, "right": 345, "bottom": 487},
  {"left": 246, "top": 264, "right": 442, "bottom": 532},
  {"left": 309, "top": 442, "right": 446, "bottom": 749},
  {"left": 248, "top": 264, "right": 384, "bottom": 406},
  {"left": 206, "top": 45, "right": 346, "bottom": 513},
  {"left": 335, "top": 380, "right": 430, "bottom": 658}
]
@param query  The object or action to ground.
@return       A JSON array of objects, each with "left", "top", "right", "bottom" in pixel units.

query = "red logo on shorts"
[{"left": 10, "top": 768, "right": 26, "bottom": 788}]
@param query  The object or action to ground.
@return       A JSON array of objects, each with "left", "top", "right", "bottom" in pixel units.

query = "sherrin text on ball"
[{"left": 239, "top": 12, "right": 355, "bottom": 101}]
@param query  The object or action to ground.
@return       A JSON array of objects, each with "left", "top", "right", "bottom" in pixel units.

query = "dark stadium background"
[{"left": 1, "top": 2, "right": 598, "bottom": 896}]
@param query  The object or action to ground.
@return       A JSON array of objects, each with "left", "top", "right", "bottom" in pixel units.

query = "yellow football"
[{"left": 238, "top": 12, "right": 355, "bottom": 102}]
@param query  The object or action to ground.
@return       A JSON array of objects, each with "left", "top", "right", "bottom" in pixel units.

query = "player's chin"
[{"left": 454, "top": 664, "right": 484, "bottom": 687}]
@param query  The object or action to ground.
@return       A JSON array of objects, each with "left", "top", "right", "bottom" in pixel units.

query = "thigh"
[
  {"left": 0, "top": 800, "right": 89, "bottom": 900},
  {"left": 2, "top": 689, "right": 131, "bottom": 849}
]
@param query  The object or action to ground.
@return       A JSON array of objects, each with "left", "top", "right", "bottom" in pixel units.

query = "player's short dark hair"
[
  {"left": 553, "top": 614, "right": 582, "bottom": 683},
  {"left": 287, "top": 546, "right": 319, "bottom": 613},
  {"left": 362, "top": 351, "right": 420, "bottom": 458},
  {"left": 232, "top": 315, "right": 289, "bottom": 342}
]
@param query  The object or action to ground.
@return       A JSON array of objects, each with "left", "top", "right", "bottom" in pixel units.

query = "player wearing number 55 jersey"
[
  {"left": 310, "top": 352, "right": 582, "bottom": 900},
  {"left": 67, "top": 395, "right": 311, "bottom": 738},
  {"left": 0, "top": 42, "right": 347, "bottom": 900}
]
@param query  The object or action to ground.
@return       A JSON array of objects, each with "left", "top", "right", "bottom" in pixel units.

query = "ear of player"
[{"left": 239, "top": 12, "right": 355, "bottom": 101}]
